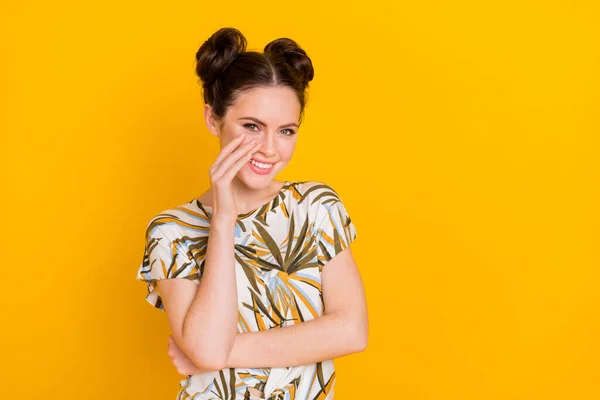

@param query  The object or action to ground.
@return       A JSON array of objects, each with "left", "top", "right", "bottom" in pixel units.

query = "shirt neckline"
[{"left": 195, "top": 180, "right": 292, "bottom": 221}]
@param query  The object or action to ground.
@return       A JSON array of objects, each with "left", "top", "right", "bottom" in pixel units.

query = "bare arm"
[
  {"left": 158, "top": 217, "right": 237, "bottom": 370},
  {"left": 225, "top": 246, "right": 368, "bottom": 368}
]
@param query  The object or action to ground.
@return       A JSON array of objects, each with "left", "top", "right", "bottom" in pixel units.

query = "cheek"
[
  {"left": 221, "top": 131, "right": 247, "bottom": 149},
  {"left": 278, "top": 143, "right": 296, "bottom": 161}
]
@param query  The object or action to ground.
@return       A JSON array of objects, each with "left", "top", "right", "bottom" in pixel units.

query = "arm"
[
  {"left": 225, "top": 246, "right": 368, "bottom": 368},
  {"left": 157, "top": 217, "right": 238, "bottom": 371}
]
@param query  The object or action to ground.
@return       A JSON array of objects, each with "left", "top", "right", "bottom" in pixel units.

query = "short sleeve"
[
  {"left": 315, "top": 198, "right": 358, "bottom": 267},
  {"left": 136, "top": 223, "right": 200, "bottom": 310}
]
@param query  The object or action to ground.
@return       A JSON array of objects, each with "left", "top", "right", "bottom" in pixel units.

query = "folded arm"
[
  {"left": 225, "top": 246, "right": 368, "bottom": 368},
  {"left": 158, "top": 217, "right": 239, "bottom": 371}
]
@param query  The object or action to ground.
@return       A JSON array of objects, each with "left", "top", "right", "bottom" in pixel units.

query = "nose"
[{"left": 256, "top": 132, "right": 277, "bottom": 157}]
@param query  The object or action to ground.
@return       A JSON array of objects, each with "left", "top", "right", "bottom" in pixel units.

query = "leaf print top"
[{"left": 136, "top": 180, "right": 358, "bottom": 400}]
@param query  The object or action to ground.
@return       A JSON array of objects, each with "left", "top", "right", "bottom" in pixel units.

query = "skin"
[{"left": 159, "top": 85, "right": 369, "bottom": 399}]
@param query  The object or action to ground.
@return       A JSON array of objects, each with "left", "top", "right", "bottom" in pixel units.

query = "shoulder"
[
  {"left": 285, "top": 181, "right": 349, "bottom": 227},
  {"left": 288, "top": 180, "right": 343, "bottom": 206},
  {"left": 143, "top": 209, "right": 177, "bottom": 246},
  {"left": 144, "top": 200, "right": 205, "bottom": 243}
]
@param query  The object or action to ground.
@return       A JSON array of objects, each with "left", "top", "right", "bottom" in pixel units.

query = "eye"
[
  {"left": 244, "top": 123, "right": 260, "bottom": 131},
  {"left": 280, "top": 129, "right": 296, "bottom": 136}
]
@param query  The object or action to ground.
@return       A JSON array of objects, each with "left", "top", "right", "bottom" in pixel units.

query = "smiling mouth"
[
  {"left": 248, "top": 158, "right": 275, "bottom": 175},
  {"left": 249, "top": 159, "right": 275, "bottom": 169}
]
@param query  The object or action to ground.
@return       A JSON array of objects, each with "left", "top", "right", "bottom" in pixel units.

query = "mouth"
[{"left": 248, "top": 158, "right": 276, "bottom": 175}]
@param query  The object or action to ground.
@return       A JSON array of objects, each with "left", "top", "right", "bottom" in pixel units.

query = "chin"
[{"left": 238, "top": 166, "right": 277, "bottom": 188}]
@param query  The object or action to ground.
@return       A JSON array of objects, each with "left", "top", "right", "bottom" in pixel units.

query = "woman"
[{"left": 136, "top": 27, "right": 368, "bottom": 400}]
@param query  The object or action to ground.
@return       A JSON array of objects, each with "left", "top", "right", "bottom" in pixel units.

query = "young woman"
[{"left": 136, "top": 27, "right": 368, "bottom": 400}]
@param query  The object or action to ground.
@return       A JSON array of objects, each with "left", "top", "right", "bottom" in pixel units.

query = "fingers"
[
  {"left": 212, "top": 140, "right": 261, "bottom": 182},
  {"left": 212, "top": 133, "right": 247, "bottom": 167},
  {"left": 222, "top": 144, "right": 260, "bottom": 181}
]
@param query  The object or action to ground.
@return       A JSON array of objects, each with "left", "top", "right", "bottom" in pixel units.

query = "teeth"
[{"left": 250, "top": 159, "right": 273, "bottom": 169}]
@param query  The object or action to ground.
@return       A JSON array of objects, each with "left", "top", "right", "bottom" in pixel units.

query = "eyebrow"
[{"left": 237, "top": 117, "right": 298, "bottom": 129}]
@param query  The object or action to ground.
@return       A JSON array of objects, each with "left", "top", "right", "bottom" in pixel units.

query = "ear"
[{"left": 204, "top": 104, "right": 220, "bottom": 137}]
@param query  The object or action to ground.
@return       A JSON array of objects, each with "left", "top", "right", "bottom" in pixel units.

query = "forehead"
[{"left": 227, "top": 86, "right": 301, "bottom": 123}]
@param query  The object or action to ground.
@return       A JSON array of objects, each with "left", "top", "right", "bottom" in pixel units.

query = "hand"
[
  {"left": 167, "top": 335, "right": 214, "bottom": 376},
  {"left": 208, "top": 133, "right": 261, "bottom": 222}
]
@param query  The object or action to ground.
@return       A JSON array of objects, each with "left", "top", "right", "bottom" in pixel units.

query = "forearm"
[
  {"left": 182, "top": 217, "right": 238, "bottom": 368},
  {"left": 225, "top": 312, "right": 366, "bottom": 368}
]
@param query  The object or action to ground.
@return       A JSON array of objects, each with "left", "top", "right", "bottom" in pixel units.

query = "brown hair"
[{"left": 195, "top": 27, "right": 314, "bottom": 126}]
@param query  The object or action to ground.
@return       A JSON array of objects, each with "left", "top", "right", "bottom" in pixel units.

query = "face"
[{"left": 204, "top": 85, "right": 301, "bottom": 189}]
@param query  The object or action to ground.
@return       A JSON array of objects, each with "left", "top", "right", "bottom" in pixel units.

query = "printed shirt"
[{"left": 136, "top": 180, "right": 358, "bottom": 399}]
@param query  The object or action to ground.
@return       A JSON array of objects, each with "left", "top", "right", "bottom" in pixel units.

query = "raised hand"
[{"left": 208, "top": 133, "right": 261, "bottom": 222}]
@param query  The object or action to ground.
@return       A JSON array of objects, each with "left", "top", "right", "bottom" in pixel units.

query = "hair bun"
[
  {"left": 195, "top": 27, "right": 247, "bottom": 87},
  {"left": 264, "top": 38, "right": 314, "bottom": 87}
]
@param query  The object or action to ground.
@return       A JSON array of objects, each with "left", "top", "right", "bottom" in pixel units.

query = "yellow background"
[{"left": 1, "top": 1, "right": 598, "bottom": 399}]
